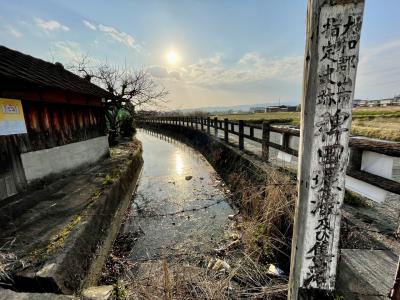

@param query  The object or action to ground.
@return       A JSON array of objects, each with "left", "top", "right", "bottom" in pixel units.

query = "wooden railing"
[{"left": 139, "top": 116, "right": 400, "bottom": 196}]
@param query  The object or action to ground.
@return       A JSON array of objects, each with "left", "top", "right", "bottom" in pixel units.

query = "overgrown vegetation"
[
  {"left": 101, "top": 162, "right": 296, "bottom": 299},
  {"left": 229, "top": 168, "right": 296, "bottom": 267},
  {"left": 109, "top": 255, "right": 287, "bottom": 299}
]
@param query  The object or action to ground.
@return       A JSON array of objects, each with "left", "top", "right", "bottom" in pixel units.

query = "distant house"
[
  {"left": 380, "top": 97, "right": 400, "bottom": 106},
  {"left": 265, "top": 105, "right": 297, "bottom": 112},
  {"left": 249, "top": 107, "right": 266, "bottom": 113},
  {"left": 0, "top": 45, "right": 112, "bottom": 200},
  {"left": 353, "top": 97, "right": 400, "bottom": 107}
]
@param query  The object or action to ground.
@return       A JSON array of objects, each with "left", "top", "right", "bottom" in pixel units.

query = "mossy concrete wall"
[{"left": 13, "top": 143, "right": 143, "bottom": 294}]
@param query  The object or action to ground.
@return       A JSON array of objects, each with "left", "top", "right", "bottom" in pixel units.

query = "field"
[{"left": 215, "top": 107, "right": 400, "bottom": 141}]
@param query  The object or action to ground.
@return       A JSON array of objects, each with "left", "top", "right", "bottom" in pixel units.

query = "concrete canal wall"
[{"left": 1, "top": 141, "right": 143, "bottom": 294}]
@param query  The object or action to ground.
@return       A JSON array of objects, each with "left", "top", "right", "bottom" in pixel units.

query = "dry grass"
[
  {"left": 229, "top": 168, "right": 296, "bottom": 264},
  {"left": 215, "top": 107, "right": 400, "bottom": 141},
  {"left": 351, "top": 117, "right": 400, "bottom": 141},
  {"left": 122, "top": 254, "right": 287, "bottom": 300},
  {"left": 0, "top": 238, "right": 22, "bottom": 287},
  {"left": 215, "top": 112, "right": 300, "bottom": 125}
]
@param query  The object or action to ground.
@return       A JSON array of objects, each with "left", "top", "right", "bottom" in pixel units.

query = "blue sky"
[{"left": 0, "top": 0, "right": 399, "bottom": 109}]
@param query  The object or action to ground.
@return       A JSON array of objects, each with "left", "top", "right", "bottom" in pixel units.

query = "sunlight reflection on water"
[{"left": 175, "top": 151, "right": 184, "bottom": 176}]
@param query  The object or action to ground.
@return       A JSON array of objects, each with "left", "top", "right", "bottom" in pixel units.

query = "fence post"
[
  {"left": 207, "top": 117, "right": 211, "bottom": 134},
  {"left": 288, "top": 1, "right": 365, "bottom": 299},
  {"left": 230, "top": 122, "right": 234, "bottom": 132},
  {"left": 347, "top": 147, "right": 363, "bottom": 171},
  {"left": 238, "top": 120, "right": 244, "bottom": 150},
  {"left": 195, "top": 117, "right": 198, "bottom": 130},
  {"left": 250, "top": 126, "right": 254, "bottom": 138},
  {"left": 262, "top": 122, "right": 270, "bottom": 161},
  {"left": 282, "top": 132, "right": 290, "bottom": 152},
  {"left": 214, "top": 117, "right": 218, "bottom": 136},
  {"left": 224, "top": 118, "right": 229, "bottom": 142},
  {"left": 200, "top": 117, "right": 204, "bottom": 131}
]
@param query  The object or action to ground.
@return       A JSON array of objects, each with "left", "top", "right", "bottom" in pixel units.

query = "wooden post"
[
  {"left": 230, "top": 123, "right": 234, "bottom": 132},
  {"left": 347, "top": 147, "right": 362, "bottom": 171},
  {"left": 282, "top": 132, "right": 290, "bottom": 152},
  {"left": 224, "top": 118, "right": 229, "bottom": 142},
  {"left": 238, "top": 120, "right": 244, "bottom": 150},
  {"left": 195, "top": 117, "right": 198, "bottom": 130},
  {"left": 207, "top": 117, "right": 211, "bottom": 134},
  {"left": 289, "top": 0, "right": 365, "bottom": 299},
  {"left": 250, "top": 126, "right": 254, "bottom": 138},
  {"left": 214, "top": 117, "right": 218, "bottom": 136},
  {"left": 262, "top": 122, "right": 270, "bottom": 161},
  {"left": 200, "top": 117, "right": 204, "bottom": 131}
]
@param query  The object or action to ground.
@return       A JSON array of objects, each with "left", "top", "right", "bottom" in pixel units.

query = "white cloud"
[
  {"left": 34, "top": 17, "right": 69, "bottom": 32},
  {"left": 148, "top": 66, "right": 181, "bottom": 80},
  {"left": 81, "top": 19, "right": 140, "bottom": 51},
  {"left": 98, "top": 24, "right": 139, "bottom": 51},
  {"left": 355, "top": 39, "right": 400, "bottom": 98},
  {"left": 153, "top": 52, "right": 303, "bottom": 88},
  {"left": 49, "top": 41, "right": 82, "bottom": 62},
  {"left": 6, "top": 26, "right": 22, "bottom": 38},
  {"left": 83, "top": 20, "right": 96, "bottom": 31}
]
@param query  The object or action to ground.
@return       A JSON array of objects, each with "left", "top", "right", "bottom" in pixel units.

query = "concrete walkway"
[{"left": 0, "top": 141, "right": 143, "bottom": 294}]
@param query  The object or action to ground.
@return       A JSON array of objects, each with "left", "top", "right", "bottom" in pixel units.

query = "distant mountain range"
[{"left": 173, "top": 103, "right": 298, "bottom": 113}]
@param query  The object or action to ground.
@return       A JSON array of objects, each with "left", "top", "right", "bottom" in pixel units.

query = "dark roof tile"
[{"left": 0, "top": 45, "right": 111, "bottom": 98}]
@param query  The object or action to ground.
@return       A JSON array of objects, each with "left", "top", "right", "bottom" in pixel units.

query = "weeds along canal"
[{"left": 100, "top": 129, "right": 289, "bottom": 299}]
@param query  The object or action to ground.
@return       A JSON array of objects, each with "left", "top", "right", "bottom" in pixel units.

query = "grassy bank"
[{"left": 215, "top": 106, "right": 400, "bottom": 141}]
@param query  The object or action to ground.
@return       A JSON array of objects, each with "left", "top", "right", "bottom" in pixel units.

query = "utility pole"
[{"left": 289, "top": 0, "right": 365, "bottom": 299}]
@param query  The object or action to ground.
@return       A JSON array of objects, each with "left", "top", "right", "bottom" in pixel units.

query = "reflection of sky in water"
[
  {"left": 126, "top": 129, "right": 235, "bottom": 261},
  {"left": 175, "top": 151, "right": 184, "bottom": 175}
]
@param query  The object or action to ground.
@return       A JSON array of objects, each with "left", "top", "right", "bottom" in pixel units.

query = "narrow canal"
[
  {"left": 126, "top": 129, "right": 235, "bottom": 261},
  {"left": 101, "top": 128, "right": 241, "bottom": 296}
]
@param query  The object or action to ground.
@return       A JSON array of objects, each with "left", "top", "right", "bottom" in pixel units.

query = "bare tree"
[{"left": 70, "top": 56, "right": 168, "bottom": 142}]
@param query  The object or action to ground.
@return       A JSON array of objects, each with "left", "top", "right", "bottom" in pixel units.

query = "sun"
[{"left": 166, "top": 50, "right": 179, "bottom": 65}]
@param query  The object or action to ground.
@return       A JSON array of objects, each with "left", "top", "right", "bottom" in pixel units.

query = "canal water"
[{"left": 122, "top": 128, "right": 235, "bottom": 264}]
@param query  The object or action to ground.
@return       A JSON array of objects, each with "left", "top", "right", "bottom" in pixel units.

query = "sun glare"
[{"left": 166, "top": 50, "right": 179, "bottom": 65}]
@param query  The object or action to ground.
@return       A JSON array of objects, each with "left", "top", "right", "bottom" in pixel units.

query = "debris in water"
[
  {"left": 214, "top": 240, "right": 241, "bottom": 256},
  {"left": 267, "top": 264, "right": 284, "bottom": 277},
  {"left": 210, "top": 258, "right": 231, "bottom": 272},
  {"left": 185, "top": 175, "right": 193, "bottom": 180}
]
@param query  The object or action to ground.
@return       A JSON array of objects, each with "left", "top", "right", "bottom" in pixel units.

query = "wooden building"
[{"left": 0, "top": 45, "right": 112, "bottom": 200}]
